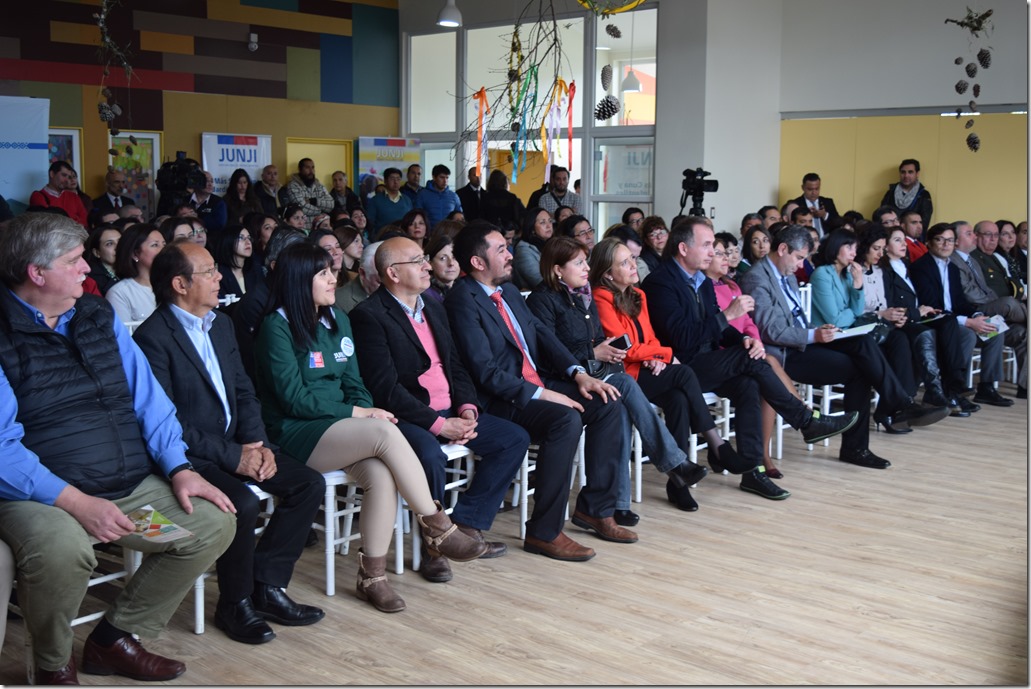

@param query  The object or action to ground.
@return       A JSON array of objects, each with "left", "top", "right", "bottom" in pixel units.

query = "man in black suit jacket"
[
  {"left": 455, "top": 166, "right": 484, "bottom": 221},
  {"left": 445, "top": 222, "right": 636, "bottom": 562},
  {"left": 909, "top": 223, "right": 1014, "bottom": 407},
  {"left": 92, "top": 170, "right": 136, "bottom": 215},
  {"left": 643, "top": 218, "right": 859, "bottom": 483},
  {"left": 134, "top": 242, "right": 326, "bottom": 646},
  {"left": 788, "top": 172, "right": 839, "bottom": 238},
  {"left": 350, "top": 237, "right": 529, "bottom": 582}
]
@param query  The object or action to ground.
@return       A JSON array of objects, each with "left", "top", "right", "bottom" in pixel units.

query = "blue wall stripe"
[
  {"left": 320, "top": 33, "right": 353, "bottom": 104},
  {"left": 351, "top": 4, "right": 399, "bottom": 108}
]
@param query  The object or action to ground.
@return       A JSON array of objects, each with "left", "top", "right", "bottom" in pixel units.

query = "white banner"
[
  {"left": 201, "top": 133, "right": 272, "bottom": 197},
  {"left": 0, "top": 96, "right": 51, "bottom": 215}
]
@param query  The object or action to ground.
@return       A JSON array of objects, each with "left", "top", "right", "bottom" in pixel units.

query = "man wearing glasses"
[
  {"left": 910, "top": 223, "right": 1016, "bottom": 405},
  {"left": 350, "top": 237, "right": 529, "bottom": 583}
]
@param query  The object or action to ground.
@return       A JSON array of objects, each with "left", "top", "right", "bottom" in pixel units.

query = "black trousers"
[
  {"left": 196, "top": 453, "right": 325, "bottom": 602},
  {"left": 880, "top": 329, "right": 918, "bottom": 397},
  {"left": 637, "top": 363, "right": 716, "bottom": 450},
  {"left": 511, "top": 379, "right": 628, "bottom": 542},
  {"left": 688, "top": 347, "right": 810, "bottom": 462}
]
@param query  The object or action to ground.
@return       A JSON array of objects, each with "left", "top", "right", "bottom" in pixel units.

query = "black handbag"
[
  {"left": 853, "top": 313, "right": 891, "bottom": 345},
  {"left": 584, "top": 359, "right": 624, "bottom": 379}
]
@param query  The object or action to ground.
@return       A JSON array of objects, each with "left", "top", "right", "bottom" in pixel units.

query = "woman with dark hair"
[
  {"left": 995, "top": 219, "right": 1026, "bottom": 290},
  {"left": 253, "top": 242, "right": 486, "bottom": 612},
  {"left": 399, "top": 208, "right": 430, "bottom": 247},
  {"left": 811, "top": 228, "right": 917, "bottom": 432},
  {"left": 85, "top": 223, "right": 121, "bottom": 295},
  {"left": 349, "top": 207, "right": 369, "bottom": 241},
  {"left": 105, "top": 223, "right": 166, "bottom": 323},
  {"left": 638, "top": 216, "right": 668, "bottom": 274},
  {"left": 244, "top": 211, "right": 281, "bottom": 273},
  {"left": 553, "top": 204, "right": 574, "bottom": 225},
  {"left": 556, "top": 214, "right": 595, "bottom": 253},
  {"left": 332, "top": 223, "right": 364, "bottom": 283},
  {"left": 428, "top": 219, "right": 464, "bottom": 243},
  {"left": 159, "top": 216, "right": 195, "bottom": 244},
  {"left": 705, "top": 235, "right": 807, "bottom": 477},
  {"left": 224, "top": 168, "right": 263, "bottom": 224},
  {"left": 212, "top": 223, "right": 261, "bottom": 300},
  {"left": 713, "top": 232, "right": 741, "bottom": 280},
  {"left": 621, "top": 207, "right": 645, "bottom": 233},
  {"left": 423, "top": 233, "right": 460, "bottom": 304},
  {"left": 478, "top": 169, "right": 525, "bottom": 228},
  {"left": 878, "top": 225, "right": 979, "bottom": 416},
  {"left": 281, "top": 204, "right": 307, "bottom": 231},
  {"left": 738, "top": 225, "right": 772, "bottom": 275},
  {"left": 512, "top": 206, "right": 553, "bottom": 290},
  {"left": 308, "top": 228, "right": 345, "bottom": 286}
]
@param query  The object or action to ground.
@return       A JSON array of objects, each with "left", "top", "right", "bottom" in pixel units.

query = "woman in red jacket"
[{"left": 589, "top": 238, "right": 750, "bottom": 477}]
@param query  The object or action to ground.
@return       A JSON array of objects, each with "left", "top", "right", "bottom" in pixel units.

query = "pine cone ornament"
[
  {"left": 969, "top": 100, "right": 977, "bottom": 111},
  {"left": 954, "top": 56, "right": 964, "bottom": 65},
  {"left": 605, "top": 24, "right": 622, "bottom": 38},
  {"left": 977, "top": 48, "right": 991, "bottom": 69},
  {"left": 973, "top": 84, "right": 981, "bottom": 98},
  {"left": 965, "top": 62, "right": 978, "bottom": 78},
  {"left": 601, "top": 65, "right": 613, "bottom": 91},
  {"left": 97, "top": 102, "right": 115, "bottom": 122},
  {"left": 965, "top": 119, "right": 975, "bottom": 129},
  {"left": 594, "top": 95, "right": 621, "bottom": 121},
  {"left": 955, "top": 80, "right": 969, "bottom": 94},
  {"left": 966, "top": 132, "right": 980, "bottom": 152},
  {"left": 107, "top": 148, "right": 119, "bottom": 156}
]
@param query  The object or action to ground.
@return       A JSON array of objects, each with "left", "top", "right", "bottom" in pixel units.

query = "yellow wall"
[
  {"left": 779, "top": 113, "right": 1028, "bottom": 224},
  {"left": 77, "top": 90, "right": 398, "bottom": 195}
]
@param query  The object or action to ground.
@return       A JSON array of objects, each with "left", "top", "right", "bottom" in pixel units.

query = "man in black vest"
[
  {"left": 135, "top": 241, "right": 326, "bottom": 645},
  {"left": 0, "top": 213, "right": 236, "bottom": 684}
]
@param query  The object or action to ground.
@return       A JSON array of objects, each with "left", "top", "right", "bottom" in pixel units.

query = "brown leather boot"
[
  {"left": 416, "top": 501, "right": 488, "bottom": 562},
  {"left": 356, "top": 549, "right": 405, "bottom": 613}
]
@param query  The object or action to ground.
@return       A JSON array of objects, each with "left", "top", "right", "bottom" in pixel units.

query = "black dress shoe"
[
  {"left": 214, "top": 597, "right": 276, "bottom": 644},
  {"left": 801, "top": 410, "right": 859, "bottom": 444},
  {"left": 670, "top": 460, "right": 709, "bottom": 484},
  {"left": 739, "top": 467, "right": 790, "bottom": 500},
  {"left": 955, "top": 396, "right": 980, "bottom": 413},
  {"left": 922, "top": 389, "right": 951, "bottom": 408},
  {"left": 252, "top": 584, "right": 325, "bottom": 626},
  {"left": 873, "top": 411, "right": 913, "bottom": 434},
  {"left": 665, "top": 479, "right": 699, "bottom": 511},
  {"left": 974, "top": 385, "right": 1015, "bottom": 407},
  {"left": 839, "top": 448, "right": 891, "bottom": 469},
  {"left": 1018, "top": 385, "right": 1027, "bottom": 400},
  {"left": 892, "top": 401, "right": 949, "bottom": 427},
  {"left": 613, "top": 509, "right": 640, "bottom": 526},
  {"left": 706, "top": 443, "right": 752, "bottom": 475}
]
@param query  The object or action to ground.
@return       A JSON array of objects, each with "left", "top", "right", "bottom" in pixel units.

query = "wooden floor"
[{"left": 2, "top": 386, "right": 1027, "bottom": 685}]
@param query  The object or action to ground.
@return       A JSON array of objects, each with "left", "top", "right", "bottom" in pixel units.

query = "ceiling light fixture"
[
  {"left": 437, "top": 0, "right": 462, "bottom": 28},
  {"left": 621, "top": 12, "right": 641, "bottom": 93}
]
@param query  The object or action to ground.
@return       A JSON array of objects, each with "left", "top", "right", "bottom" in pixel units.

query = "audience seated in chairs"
[
  {"left": 350, "top": 237, "right": 529, "bottom": 583},
  {"left": 253, "top": 242, "right": 487, "bottom": 613},
  {"left": 0, "top": 212, "right": 235, "bottom": 684}
]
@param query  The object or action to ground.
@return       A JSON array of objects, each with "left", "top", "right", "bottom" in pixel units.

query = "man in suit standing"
[
  {"left": 642, "top": 218, "right": 867, "bottom": 484},
  {"left": 788, "top": 173, "right": 839, "bottom": 238},
  {"left": 92, "top": 170, "right": 136, "bottom": 215},
  {"left": 446, "top": 221, "right": 636, "bottom": 561},
  {"left": 135, "top": 241, "right": 326, "bottom": 646},
  {"left": 911, "top": 223, "right": 1019, "bottom": 405},
  {"left": 350, "top": 237, "right": 530, "bottom": 582},
  {"left": 739, "top": 225, "right": 948, "bottom": 469},
  {"left": 456, "top": 166, "right": 484, "bottom": 222}
]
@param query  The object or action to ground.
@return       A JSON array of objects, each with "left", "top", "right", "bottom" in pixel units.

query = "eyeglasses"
[
  {"left": 192, "top": 267, "right": 218, "bottom": 279},
  {"left": 647, "top": 229, "right": 668, "bottom": 239},
  {"left": 713, "top": 250, "right": 727, "bottom": 259},
  {"left": 931, "top": 237, "right": 956, "bottom": 245},
  {"left": 390, "top": 255, "right": 430, "bottom": 268},
  {"left": 237, "top": 234, "right": 252, "bottom": 243},
  {"left": 573, "top": 228, "right": 594, "bottom": 239},
  {"left": 190, "top": 228, "right": 207, "bottom": 237}
]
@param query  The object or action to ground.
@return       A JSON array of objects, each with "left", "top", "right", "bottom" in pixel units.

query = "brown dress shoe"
[
  {"left": 81, "top": 635, "right": 185, "bottom": 681},
  {"left": 523, "top": 531, "right": 596, "bottom": 561},
  {"left": 455, "top": 523, "right": 508, "bottom": 558},
  {"left": 36, "top": 656, "right": 78, "bottom": 685},
  {"left": 571, "top": 511, "right": 639, "bottom": 543}
]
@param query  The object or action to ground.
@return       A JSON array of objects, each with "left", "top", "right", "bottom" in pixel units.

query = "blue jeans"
[
  {"left": 606, "top": 372, "right": 689, "bottom": 509},
  {"left": 397, "top": 413, "right": 530, "bottom": 532}
]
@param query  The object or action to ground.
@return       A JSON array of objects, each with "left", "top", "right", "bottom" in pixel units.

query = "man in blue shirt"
[{"left": 0, "top": 213, "right": 236, "bottom": 684}]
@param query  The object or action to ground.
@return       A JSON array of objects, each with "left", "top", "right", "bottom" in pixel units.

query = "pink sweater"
[{"left": 713, "top": 279, "right": 761, "bottom": 340}]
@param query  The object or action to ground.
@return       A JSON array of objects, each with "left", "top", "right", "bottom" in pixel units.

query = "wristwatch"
[
  {"left": 571, "top": 365, "right": 587, "bottom": 379},
  {"left": 168, "top": 461, "right": 195, "bottom": 479}
]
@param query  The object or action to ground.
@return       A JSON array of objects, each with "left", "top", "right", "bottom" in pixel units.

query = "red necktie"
[
  {"left": 489, "top": 291, "right": 544, "bottom": 388},
  {"left": 114, "top": 197, "right": 121, "bottom": 209}
]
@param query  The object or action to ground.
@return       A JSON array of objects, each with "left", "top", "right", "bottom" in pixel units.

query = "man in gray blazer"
[{"left": 739, "top": 225, "right": 948, "bottom": 469}]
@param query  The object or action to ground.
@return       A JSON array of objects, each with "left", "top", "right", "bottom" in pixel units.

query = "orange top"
[{"left": 594, "top": 287, "right": 672, "bottom": 380}]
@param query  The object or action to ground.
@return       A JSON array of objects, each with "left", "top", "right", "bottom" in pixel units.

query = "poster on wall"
[
  {"left": 357, "top": 136, "right": 420, "bottom": 201},
  {"left": 0, "top": 95, "right": 50, "bottom": 216},
  {"left": 600, "top": 144, "right": 653, "bottom": 196},
  {"left": 109, "top": 131, "right": 162, "bottom": 221},
  {"left": 201, "top": 133, "right": 272, "bottom": 197},
  {"left": 48, "top": 128, "right": 82, "bottom": 172}
]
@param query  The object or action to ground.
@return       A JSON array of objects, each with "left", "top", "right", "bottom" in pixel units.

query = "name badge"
[{"left": 309, "top": 351, "right": 325, "bottom": 368}]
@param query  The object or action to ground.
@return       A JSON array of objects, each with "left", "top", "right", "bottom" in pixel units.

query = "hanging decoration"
[
  {"left": 94, "top": 0, "right": 136, "bottom": 155},
  {"left": 594, "top": 95, "right": 621, "bottom": 120},
  {"left": 576, "top": 0, "right": 647, "bottom": 18},
  {"left": 510, "top": 64, "right": 539, "bottom": 184},
  {"left": 945, "top": 6, "right": 994, "bottom": 152},
  {"left": 539, "top": 77, "right": 576, "bottom": 168},
  {"left": 473, "top": 87, "right": 491, "bottom": 180}
]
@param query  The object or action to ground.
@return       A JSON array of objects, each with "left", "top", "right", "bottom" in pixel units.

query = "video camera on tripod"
[{"left": 679, "top": 167, "right": 719, "bottom": 217}]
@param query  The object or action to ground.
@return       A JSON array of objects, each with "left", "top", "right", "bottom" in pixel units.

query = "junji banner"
[
  {"left": 356, "top": 136, "right": 420, "bottom": 201},
  {"left": 201, "top": 133, "right": 272, "bottom": 196}
]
